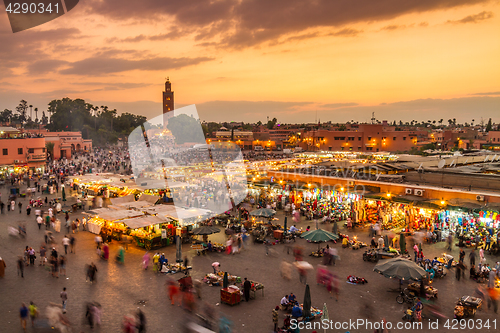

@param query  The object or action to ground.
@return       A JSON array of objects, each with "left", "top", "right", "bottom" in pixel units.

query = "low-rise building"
[{"left": 0, "top": 127, "right": 46, "bottom": 176}]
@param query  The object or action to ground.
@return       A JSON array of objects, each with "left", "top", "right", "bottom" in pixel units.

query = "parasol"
[
  {"left": 301, "top": 229, "right": 339, "bottom": 252},
  {"left": 191, "top": 226, "right": 220, "bottom": 235},
  {"left": 303, "top": 284, "right": 311, "bottom": 319},
  {"left": 374, "top": 258, "right": 427, "bottom": 281},
  {"left": 176, "top": 236, "right": 182, "bottom": 262},
  {"left": 301, "top": 229, "right": 338, "bottom": 242},
  {"left": 400, "top": 232, "right": 406, "bottom": 254},
  {"left": 223, "top": 272, "right": 229, "bottom": 289},
  {"left": 250, "top": 208, "right": 276, "bottom": 218},
  {"left": 321, "top": 303, "right": 329, "bottom": 333},
  {"left": 332, "top": 221, "right": 338, "bottom": 235}
]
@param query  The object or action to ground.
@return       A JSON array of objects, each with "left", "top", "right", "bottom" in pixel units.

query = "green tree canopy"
[{"left": 167, "top": 114, "right": 205, "bottom": 144}]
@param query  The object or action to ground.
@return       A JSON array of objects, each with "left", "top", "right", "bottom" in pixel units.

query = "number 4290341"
[
  {"left": 5, "top": 2, "right": 60, "bottom": 14},
  {"left": 443, "top": 319, "right": 496, "bottom": 330}
]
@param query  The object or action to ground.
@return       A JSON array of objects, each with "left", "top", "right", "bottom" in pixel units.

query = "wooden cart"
[
  {"left": 192, "top": 244, "right": 207, "bottom": 256},
  {"left": 221, "top": 287, "right": 241, "bottom": 306}
]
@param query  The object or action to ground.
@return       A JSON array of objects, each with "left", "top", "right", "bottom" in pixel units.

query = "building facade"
[
  {"left": 0, "top": 127, "right": 46, "bottom": 175},
  {"left": 299, "top": 124, "right": 419, "bottom": 152}
]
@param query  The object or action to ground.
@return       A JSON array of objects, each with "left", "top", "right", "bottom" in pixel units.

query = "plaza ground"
[{"left": 0, "top": 187, "right": 499, "bottom": 332}]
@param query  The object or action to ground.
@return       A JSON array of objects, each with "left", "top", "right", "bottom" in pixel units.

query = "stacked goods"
[
  {"left": 366, "top": 207, "right": 378, "bottom": 224},
  {"left": 212, "top": 243, "right": 226, "bottom": 252},
  {"left": 203, "top": 272, "right": 241, "bottom": 286},
  {"left": 166, "top": 263, "right": 191, "bottom": 274}
]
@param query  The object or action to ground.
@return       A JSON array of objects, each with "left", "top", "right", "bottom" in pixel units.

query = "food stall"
[
  {"left": 119, "top": 215, "right": 172, "bottom": 250},
  {"left": 86, "top": 208, "right": 144, "bottom": 234}
]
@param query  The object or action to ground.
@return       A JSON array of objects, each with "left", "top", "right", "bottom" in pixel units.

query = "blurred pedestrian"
[
  {"left": 28, "top": 301, "right": 38, "bottom": 327},
  {"left": 62, "top": 236, "right": 70, "bottom": 255},
  {"left": 142, "top": 252, "right": 150, "bottom": 270},
  {"left": 167, "top": 279, "right": 180, "bottom": 306},
  {"left": 280, "top": 259, "right": 292, "bottom": 280},
  {"left": 122, "top": 314, "right": 136, "bottom": 333},
  {"left": 136, "top": 308, "right": 146, "bottom": 333},
  {"left": 17, "top": 256, "right": 24, "bottom": 278},
  {"left": 243, "top": 277, "right": 251, "bottom": 302},
  {"left": 272, "top": 306, "right": 279, "bottom": 332},
  {"left": 0, "top": 256, "right": 5, "bottom": 278},
  {"left": 70, "top": 236, "right": 76, "bottom": 254},
  {"left": 20, "top": 303, "right": 28, "bottom": 331},
  {"left": 59, "top": 256, "right": 66, "bottom": 276},
  {"left": 60, "top": 288, "right": 68, "bottom": 313}
]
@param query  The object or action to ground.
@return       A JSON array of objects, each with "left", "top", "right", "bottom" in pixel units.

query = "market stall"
[
  {"left": 86, "top": 208, "right": 144, "bottom": 234},
  {"left": 119, "top": 215, "right": 172, "bottom": 250}
]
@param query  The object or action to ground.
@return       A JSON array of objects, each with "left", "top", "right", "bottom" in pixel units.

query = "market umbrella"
[
  {"left": 321, "top": 303, "right": 329, "bottom": 333},
  {"left": 303, "top": 284, "right": 312, "bottom": 319},
  {"left": 191, "top": 226, "right": 220, "bottom": 235},
  {"left": 373, "top": 258, "right": 427, "bottom": 281},
  {"left": 301, "top": 229, "right": 339, "bottom": 252},
  {"left": 400, "top": 233, "right": 406, "bottom": 254},
  {"left": 300, "top": 229, "right": 339, "bottom": 242},
  {"left": 62, "top": 186, "right": 66, "bottom": 201},
  {"left": 332, "top": 222, "right": 338, "bottom": 235},
  {"left": 223, "top": 272, "right": 229, "bottom": 289},
  {"left": 176, "top": 236, "right": 182, "bottom": 263},
  {"left": 250, "top": 208, "right": 276, "bottom": 218}
]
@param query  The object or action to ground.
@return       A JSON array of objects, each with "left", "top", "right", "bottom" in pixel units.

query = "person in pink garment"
[{"left": 142, "top": 253, "right": 150, "bottom": 270}]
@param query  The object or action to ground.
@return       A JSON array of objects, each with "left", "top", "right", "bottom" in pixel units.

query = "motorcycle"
[{"left": 363, "top": 249, "right": 379, "bottom": 262}]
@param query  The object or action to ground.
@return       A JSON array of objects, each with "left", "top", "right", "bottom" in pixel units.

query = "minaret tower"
[{"left": 163, "top": 77, "right": 174, "bottom": 123}]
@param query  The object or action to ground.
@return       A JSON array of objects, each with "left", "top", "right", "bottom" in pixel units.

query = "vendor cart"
[
  {"left": 454, "top": 296, "right": 482, "bottom": 319},
  {"left": 192, "top": 243, "right": 207, "bottom": 256},
  {"left": 407, "top": 282, "right": 438, "bottom": 300},
  {"left": 134, "top": 235, "right": 170, "bottom": 250}
]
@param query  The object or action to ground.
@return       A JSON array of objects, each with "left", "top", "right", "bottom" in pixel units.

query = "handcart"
[
  {"left": 192, "top": 243, "right": 207, "bottom": 256},
  {"left": 454, "top": 296, "right": 482, "bottom": 319},
  {"left": 362, "top": 249, "right": 379, "bottom": 262}
]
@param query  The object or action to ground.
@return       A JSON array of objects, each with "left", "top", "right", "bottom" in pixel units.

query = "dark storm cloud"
[
  {"left": 60, "top": 56, "right": 214, "bottom": 75},
  {"left": 446, "top": 11, "right": 493, "bottom": 24},
  {"left": 85, "top": 0, "right": 490, "bottom": 47}
]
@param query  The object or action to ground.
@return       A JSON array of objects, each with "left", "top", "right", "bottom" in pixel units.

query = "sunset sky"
[{"left": 0, "top": 0, "right": 499, "bottom": 124}]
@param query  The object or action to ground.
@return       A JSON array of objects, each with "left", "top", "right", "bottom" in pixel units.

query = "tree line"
[{"left": 1, "top": 98, "right": 147, "bottom": 147}]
